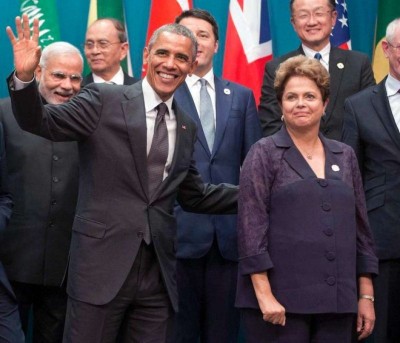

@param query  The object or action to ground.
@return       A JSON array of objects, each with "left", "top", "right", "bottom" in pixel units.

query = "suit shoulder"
[
  {"left": 346, "top": 83, "right": 377, "bottom": 103},
  {"left": 267, "top": 49, "right": 302, "bottom": 69}
]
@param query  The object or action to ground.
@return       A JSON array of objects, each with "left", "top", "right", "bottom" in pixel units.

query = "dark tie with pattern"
[
  {"left": 314, "top": 52, "right": 322, "bottom": 61},
  {"left": 199, "top": 78, "right": 215, "bottom": 151},
  {"left": 145, "top": 103, "right": 169, "bottom": 244}
]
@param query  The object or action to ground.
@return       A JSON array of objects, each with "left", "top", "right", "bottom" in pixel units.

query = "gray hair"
[
  {"left": 148, "top": 23, "right": 198, "bottom": 61},
  {"left": 39, "top": 42, "right": 83, "bottom": 68},
  {"left": 386, "top": 18, "right": 400, "bottom": 43}
]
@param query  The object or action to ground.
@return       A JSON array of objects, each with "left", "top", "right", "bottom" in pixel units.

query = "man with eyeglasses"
[
  {"left": 343, "top": 18, "right": 400, "bottom": 343},
  {"left": 82, "top": 18, "right": 139, "bottom": 86},
  {"left": 259, "top": 0, "right": 375, "bottom": 140},
  {"left": 0, "top": 41, "right": 82, "bottom": 342}
]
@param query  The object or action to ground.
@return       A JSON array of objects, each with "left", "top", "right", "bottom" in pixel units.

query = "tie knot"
[
  {"left": 200, "top": 78, "right": 207, "bottom": 87},
  {"left": 157, "top": 103, "right": 168, "bottom": 117},
  {"left": 314, "top": 52, "right": 322, "bottom": 61}
]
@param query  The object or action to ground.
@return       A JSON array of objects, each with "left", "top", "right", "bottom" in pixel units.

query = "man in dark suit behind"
[
  {"left": 6, "top": 15, "right": 237, "bottom": 343},
  {"left": 171, "top": 9, "right": 262, "bottom": 343},
  {"left": 82, "top": 18, "right": 139, "bottom": 86},
  {"left": 259, "top": 0, "right": 375, "bottom": 140},
  {"left": 342, "top": 18, "right": 400, "bottom": 343},
  {"left": 0, "top": 41, "right": 82, "bottom": 342},
  {"left": 0, "top": 122, "right": 24, "bottom": 343}
]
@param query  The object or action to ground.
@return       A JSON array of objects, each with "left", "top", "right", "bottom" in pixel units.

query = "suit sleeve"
[
  {"left": 342, "top": 97, "right": 364, "bottom": 170},
  {"left": 258, "top": 60, "right": 283, "bottom": 137},
  {"left": 242, "top": 88, "right": 262, "bottom": 163},
  {"left": 0, "top": 123, "right": 12, "bottom": 232}
]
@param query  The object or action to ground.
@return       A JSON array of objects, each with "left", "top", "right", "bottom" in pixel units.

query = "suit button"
[
  {"left": 321, "top": 202, "right": 331, "bottom": 211},
  {"left": 324, "top": 228, "right": 333, "bottom": 236},
  {"left": 137, "top": 231, "right": 143, "bottom": 238},
  {"left": 53, "top": 155, "right": 59, "bottom": 161},
  {"left": 318, "top": 179, "right": 328, "bottom": 187},
  {"left": 326, "top": 252, "right": 336, "bottom": 261},
  {"left": 51, "top": 199, "right": 57, "bottom": 206},
  {"left": 326, "top": 276, "right": 336, "bottom": 285},
  {"left": 52, "top": 177, "right": 59, "bottom": 183},
  {"left": 49, "top": 221, "right": 55, "bottom": 228}
]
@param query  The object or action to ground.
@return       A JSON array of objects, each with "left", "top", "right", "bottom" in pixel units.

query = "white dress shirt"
[
  {"left": 303, "top": 43, "right": 330, "bottom": 71},
  {"left": 386, "top": 73, "right": 400, "bottom": 132},
  {"left": 92, "top": 67, "right": 125, "bottom": 85}
]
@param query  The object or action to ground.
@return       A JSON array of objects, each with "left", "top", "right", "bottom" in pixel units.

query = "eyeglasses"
[
  {"left": 49, "top": 71, "right": 83, "bottom": 84},
  {"left": 292, "top": 9, "right": 333, "bottom": 22},
  {"left": 387, "top": 41, "right": 400, "bottom": 52},
  {"left": 84, "top": 40, "right": 122, "bottom": 50}
]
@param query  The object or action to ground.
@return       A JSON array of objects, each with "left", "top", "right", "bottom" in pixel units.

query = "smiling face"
[
  {"left": 143, "top": 31, "right": 197, "bottom": 101},
  {"left": 178, "top": 16, "right": 218, "bottom": 77},
  {"left": 36, "top": 53, "right": 83, "bottom": 104},
  {"left": 291, "top": 0, "right": 337, "bottom": 51},
  {"left": 281, "top": 75, "right": 327, "bottom": 132},
  {"left": 84, "top": 19, "right": 128, "bottom": 80}
]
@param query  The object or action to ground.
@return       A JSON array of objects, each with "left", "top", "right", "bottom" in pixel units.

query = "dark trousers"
[
  {"left": 242, "top": 309, "right": 354, "bottom": 343},
  {"left": 0, "top": 282, "right": 24, "bottom": 343},
  {"left": 170, "top": 241, "right": 239, "bottom": 343},
  {"left": 11, "top": 281, "right": 67, "bottom": 343},
  {"left": 63, "top": 242, "right": 173, "bottom": 343},
  {"left": 363, "top": 259, "right": 400, "bottom": 343}
]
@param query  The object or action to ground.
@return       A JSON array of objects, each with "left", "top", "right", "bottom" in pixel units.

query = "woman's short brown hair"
[{"left": 274, "top": 55, "right": 330, "bottom": 104}]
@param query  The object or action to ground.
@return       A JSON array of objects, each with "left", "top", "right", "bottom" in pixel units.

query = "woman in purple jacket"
[{"left": 236, "top": 55, "right": 378, "bottom": 343}]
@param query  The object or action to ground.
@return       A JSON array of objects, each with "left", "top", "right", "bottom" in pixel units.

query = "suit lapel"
[
  {"left": 326, "top": 48, "right": 346, "bottom": 120},
  {"left": 175, "top": 83, "right": 210, "bottom": 155},
  {"left": 121, "top": 82, "right": 149, "bottom": 199},
  {"left": 322, "top": 136, "right": 344, "bottom": 181},
  {"left": 371, "top": 80, "right": 400, "bottom": 150},
  {"left": 213, "top": 77, "right": 232, "bottom": 156}
]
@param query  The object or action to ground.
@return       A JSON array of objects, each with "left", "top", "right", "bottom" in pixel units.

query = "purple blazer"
[{"left": 236, "top": 126, "right": 378, "bottom": 314}]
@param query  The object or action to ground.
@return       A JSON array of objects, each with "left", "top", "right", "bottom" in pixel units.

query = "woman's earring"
[{"left": 281, "top": 115, "right": 284, "bottom": 121}]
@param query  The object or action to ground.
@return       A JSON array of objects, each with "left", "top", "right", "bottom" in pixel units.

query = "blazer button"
[
  {"left": 324, "top": 228, "right": 333, "bottom": 236},
  {"left": 52, "top": 176, "right": 59, "bottom": 183},
  {"left": 326, "top": 276, "right": 336, "bottom": 286},
  {"left": 321, "top": 202, "right": 331, "bottom": 211},
  {"left": 326, "top": 251, "right": 336, "bottom": 261},
  {"left": 318, "top": 179, "right": 328, "bottom": 187},
  {"left": 53, "top": 155, "right": 59, "bottom": 161}
]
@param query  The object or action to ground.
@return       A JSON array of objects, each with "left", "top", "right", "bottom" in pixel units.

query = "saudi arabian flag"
[
  {"left": 372, "top": 0, "right": 400, "bottom": 82},
  {"left": 86, "top": 0, "right": 132, "bottom": 75},
  {"left": 19, "top": 0, "right": 61, "bottom": 48}
]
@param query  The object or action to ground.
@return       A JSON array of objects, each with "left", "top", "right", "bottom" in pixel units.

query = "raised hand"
[{"left": 6, "top": 14, "right": 41, "bottom": 81}]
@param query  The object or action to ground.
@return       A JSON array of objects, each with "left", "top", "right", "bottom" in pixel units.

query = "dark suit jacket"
[
  {"left": 8, "top": 79, "right": 237, "bottom": 311},
  {"left": 174, "top": 77, "right": 261, "bottom": 261},
  {"left": 0, "top": 98, "right": 79, "bottom": 286},
  {"left": 236, "top": 127, "right": 378, "bottom": 313},
  {"left": 81, "top": 71, "right": 139, "bottom": 86},
  {"left": 258, "top": 46, "right": 376, "bottom": 140},
  {"left": 343, "top": 78, "right": 400, "bottom": 260}
]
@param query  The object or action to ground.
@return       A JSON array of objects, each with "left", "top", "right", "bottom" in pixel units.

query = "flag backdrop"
[
  {"left": 222, "top": 0, "right": 272, "bottom": 105},
  {"left": 142, "top": 0, "right": 193, "bottom": 75},
  {"left": 331, "top": 0, "right": 351, "bottom": 49},
  {"left": 19, "top": 0, "right": 61, "bottom": 48},
  {"left": 372, "top": 0, "right": 400, "bottom": 82},
  {"left": 86, "top": 0, "right": 132, "bottom": 75}
]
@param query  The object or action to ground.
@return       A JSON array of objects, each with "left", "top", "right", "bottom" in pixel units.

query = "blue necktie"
[
  {"left": 199, "top": 79, "right": 215, "bottom": 152},
  {"left": 314, "top": 52, "right": 322, "bottom": 61}
]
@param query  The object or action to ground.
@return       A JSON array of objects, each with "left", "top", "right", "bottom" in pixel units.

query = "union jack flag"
[
  {"left": 330, "top": 0, "right": 351, "bottom": 49},
  {"left": 222, "top": 0, "right": 272, "bottom": 106}
]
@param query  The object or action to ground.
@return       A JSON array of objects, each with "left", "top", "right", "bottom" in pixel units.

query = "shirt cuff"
[{"left": 13, "top": 71, "right": 35, "bottom": 90}]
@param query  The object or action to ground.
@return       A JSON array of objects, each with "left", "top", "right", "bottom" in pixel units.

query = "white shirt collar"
[
  {"left": 302, "top": 43, "right": 330, "bottom": 64},
  {"left": 186, "top": 69, "right": 215, "bottom": 90},
  {"left": 92, "top": 67, "right": 125, "bottom": 85},
  {"left": 142, "top": 77, "right": 174, "bottom": 115},
  {"left": 385, "top": 73, "right": 400, "bottom": 97}
]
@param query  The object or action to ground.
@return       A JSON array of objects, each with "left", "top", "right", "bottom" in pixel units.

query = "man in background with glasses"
[
  {"left": 0, "top": 41, "right": 83, "bottom": 342},
  {"left": 343, "top": 18, "right": 400, "bottom": 343},
  {"left": 259, "top": 0, "right": 375, "bottom": 140},
  {"left": 82, "top": 18, "right": 139, "bottom": 86}
]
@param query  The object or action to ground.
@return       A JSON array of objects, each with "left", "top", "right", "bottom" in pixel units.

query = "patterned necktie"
[
  {"left": 147, "top": 103, "right": 169, "bottom": 197},
  {"left": 314, "top": 52, "right": 322, "bottom": 61},
  {"left": 199, "top": 78, "right": 215, "bottom": 151}
]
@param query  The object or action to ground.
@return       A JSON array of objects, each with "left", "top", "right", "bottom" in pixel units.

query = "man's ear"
[{"left": 35, "top": 65, "right": 42, "bottom": 82}]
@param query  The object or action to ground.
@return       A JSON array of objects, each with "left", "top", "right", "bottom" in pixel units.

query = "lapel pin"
[
  {"left": 331, "top": 164, "right": 340, "bottom": 172},
  {"left": 181, "top": 124, "right": 186, "bottom": 130},
  {"left": 224, "top": 88, "right": 231, "bottom": 95},
  {"left": 337, "top": 62, "right": 344, "bottom": 69}
]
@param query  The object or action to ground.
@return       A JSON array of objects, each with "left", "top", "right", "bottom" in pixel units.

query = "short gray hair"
[
  {"left": 148, "top": 23, "right": 198, "bottom": 61},
  {"left": 386, "top": 18, "right": 400, "bottom": 43},
  {"left": 39, "top": 42, "right": 83, "bottom": 68}
]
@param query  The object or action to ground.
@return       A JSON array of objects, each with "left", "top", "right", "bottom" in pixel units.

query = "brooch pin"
[
  {"left": 331, "top": 164, "right": 340, "bottom": 172},
  {"left": 337, "top": 62, "right": 344, "bottom": 69},
  {"left": 224, "top": 88, "right": 231, "bottom": 95}
]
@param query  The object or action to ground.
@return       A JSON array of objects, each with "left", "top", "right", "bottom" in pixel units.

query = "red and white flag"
[
  {"left": 222, "top": 0, "right": 272, "bottom": 106},
  {"left": 143, "top": 0, "right": 193, "bottom": 75},
  {"left": 330, "top": 0, "right": 351, "bottom": 49}
]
